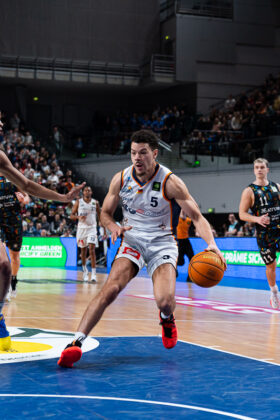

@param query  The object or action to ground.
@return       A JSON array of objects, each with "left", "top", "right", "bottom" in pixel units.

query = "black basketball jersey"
[
  {"left": 249, "top": 181, "right": 280, "bottom": 243},
  {"left": 0, "top": 176, "right": 21, "bottom": 222}
]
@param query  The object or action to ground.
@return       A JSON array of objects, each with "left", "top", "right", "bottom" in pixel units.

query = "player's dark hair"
[
  {"left": 131, "top": 129, "right": 159, "bottom": 151},
  {"left": 82, "top": 185, "right": 92, "bottom": 192}
]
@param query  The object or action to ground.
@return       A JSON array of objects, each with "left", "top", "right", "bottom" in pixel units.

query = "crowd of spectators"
[
  {"left": 184, "top": 73, "right": 280, "bottom": 163},
  {"left": 222, "top": 213, "right": 256, "bottom": 238},
  {"left": 76, "top": 72, "right": 280, "bottom": 165},
  {"left": 0, "top": 111, "right": 79, "bottom": 238},
  {"left": 84, "top": 104, "right": 194, "bottom": 155}
]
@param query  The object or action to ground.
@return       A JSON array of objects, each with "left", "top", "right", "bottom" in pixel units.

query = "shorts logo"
[
  {"left": 123, "top": 246, "right": 141, "bottom": 260},
  {"left": 0, "top": 327, "right": 99, "bottom": 365}
]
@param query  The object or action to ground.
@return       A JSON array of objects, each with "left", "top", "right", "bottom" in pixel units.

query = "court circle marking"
[
  {"left": 0, "top": 327, "right": 99, "bottom": 364},
  {"left": 0, "top": 394, "right": 256, "bottom": 420}
]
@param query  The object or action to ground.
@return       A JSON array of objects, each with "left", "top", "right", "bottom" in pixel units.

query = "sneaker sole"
[{"left": 57, "top": 346, "right": 82, "bottom": 368}]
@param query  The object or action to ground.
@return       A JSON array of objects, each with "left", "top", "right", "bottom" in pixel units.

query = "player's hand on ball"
[
  {"left": 111, "top": 225, "right": 132, "bottom": 244},
  {"left": 205, "top": 244, "right": 227, "bottom": 270}
]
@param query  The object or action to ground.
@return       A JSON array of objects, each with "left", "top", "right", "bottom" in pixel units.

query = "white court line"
[
  {"left": 178, "top": 338, "right": 280, "bottom": 366},
  {"left": 0, "top": 394, "right": 256, "bottom": 420},
  {"left": 5, "top": 317, "right": 280, "bottom": 325}
]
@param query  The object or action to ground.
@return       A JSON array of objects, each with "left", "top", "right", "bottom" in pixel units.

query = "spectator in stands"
[
  {"left": 47, "top": 169, "right": 59, "bottom": 185},
  {"left": 51, "top": 126, "right": 64, "bottom": 157},
  {"left": 224, "top": 94, "right": 236, "bottom": 110},
  {"left": 75, "top": 137, "right": 84, "bottom": 158},
  {"left": 225, "top": 213, "right": 241, "bottom": 236},
  {"left": 50, "top": 213, "right": 62, "bottom": 235},
  {"left": 41, "top": 215, "right": 50, "bottom": 233},
  {"left": 10, "top": 113, "right": 20, "bottom": 130},
  {"left": 34, "top": 222, "right": 42, "bottom": 237}
]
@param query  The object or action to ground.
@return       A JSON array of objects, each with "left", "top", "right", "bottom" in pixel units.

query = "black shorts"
[
  {"left": 259, "top": 240, "right": 280, "bottom": 265},
  {"left": 0, "top": 221, "right": 23, "bottom": 251}
]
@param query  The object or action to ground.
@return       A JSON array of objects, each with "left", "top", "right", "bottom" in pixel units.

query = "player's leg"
[
  {"left": 0, "top": 241, "right": 12, "bottom": 350},
  {"left": 77, "top": 228, "right": 89, "bottom": 280},
  {"left": 9, "top": 249, "right": 20, "bottom": 297},
  {"left": 80, "top": 247, "right": 88, "bottom": 281},
  {"left": 88, "top": 243, "right": 96, "bottom": 282},
  {"left": 260, "top": 245, "right": 279, "bottom": 309},
  {"left": 266, "top": 261, "right": 279, "bottom": 309},
  {"left": 58, "top": 257, "right": 138, "bottom": 367},
  {"left": 185, "top": 238, "right": 194, "bottom": 261},
  {"left": 185, "top": 238, "right": 194, "bottom": 282},
  {"left": 152, "top": 263, "right": 178, "bottom": 349},
  {"left": 177, "top": 239, "right": 185, "bottom": 266}
]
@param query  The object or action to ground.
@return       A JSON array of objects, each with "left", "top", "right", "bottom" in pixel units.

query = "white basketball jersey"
[
  {"left": 77, "top": 198, "right": 97, "bottom": 228},
  {"left": 119, "top": 163, "right": 179, "bottom": 240}
]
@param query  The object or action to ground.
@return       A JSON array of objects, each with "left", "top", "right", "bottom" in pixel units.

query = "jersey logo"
[
  {"left": 122, "top": 246, "right": 141, "bottom": 260},
  {"left": 152, "top": 182, "right": 161, "bottom": 192}
]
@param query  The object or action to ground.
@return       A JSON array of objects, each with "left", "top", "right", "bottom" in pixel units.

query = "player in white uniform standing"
[
  {"left": 71, "top": 186, "right": 101, "bottom": 282},
  {"left": 58, "top": 129, "right": 226, "bottom": 368}
]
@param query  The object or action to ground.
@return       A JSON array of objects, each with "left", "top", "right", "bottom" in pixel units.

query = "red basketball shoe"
[
  {"left": 58, "top": 340, "right": 82, "bottom": 368},
  {"left": 159, "top": 312, "right": 178, "bottom": 349}
]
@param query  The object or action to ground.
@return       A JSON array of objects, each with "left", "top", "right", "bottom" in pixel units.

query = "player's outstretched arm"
[
  {"left": 165, "top": 174, "right": 226, "bottom": 267},
  {"left": 101, "top": 172, "right": 132, "bottom": 244},
  {"left": 239, "top": 187, "right": 269, "bottom": 227},
  {"left": 70, "top": 200, "right": 80, "bottom": 221},
  {"left": 0, "top": 151, "right": 85, "bottom": 202}
]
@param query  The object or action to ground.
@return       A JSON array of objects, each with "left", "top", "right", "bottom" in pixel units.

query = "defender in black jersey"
[
  {"left": 239, "top": 158, "right": 280, "bottom": 309},
  {"left": 0, "top": 123, "right": 85, "bottom": 351},
  {"left": 0, "top": 176, "right": 29, "bottom": 299}
]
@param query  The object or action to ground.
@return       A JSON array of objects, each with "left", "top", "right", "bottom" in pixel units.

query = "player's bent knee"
[
  {"left": 0, "top": 261, "right": 11, "bottom": 282},
  {"left": 101, "top": 283, "right": 121, "bottom": 306}
]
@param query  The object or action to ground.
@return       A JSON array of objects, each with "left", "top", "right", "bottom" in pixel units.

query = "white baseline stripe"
[
  {"left": 5, "top": 317, "right": 280, "bottom": 325},
  {"left": 178, "top": 339, "right": 280, "bottom": 366},
  {"left": 0, "top": 394, "right": 256, "bottom": 420}
]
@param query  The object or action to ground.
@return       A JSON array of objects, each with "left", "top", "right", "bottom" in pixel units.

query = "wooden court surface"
[{"left": 4, "top": 267, "right": 280, "bottom": 365}]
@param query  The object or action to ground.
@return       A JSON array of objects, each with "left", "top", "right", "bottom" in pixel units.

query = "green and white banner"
[
  {"left": 7, "top": 237, "right": 77, "bottom": 267},
  {"left": 221, "top": 250, "right": 280, "bottom": 267}
]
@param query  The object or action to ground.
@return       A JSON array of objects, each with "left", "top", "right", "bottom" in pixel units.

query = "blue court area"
[{"left": 2, "top": 337, "right": 280, "bottom": 419}]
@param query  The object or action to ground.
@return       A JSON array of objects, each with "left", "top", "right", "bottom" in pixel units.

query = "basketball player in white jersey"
[
  {"left": 71, "top": 186, "right": 101, "bottom": 282},
  {"left": 58, "top": 129, "right": 226, "bottom": 368}
]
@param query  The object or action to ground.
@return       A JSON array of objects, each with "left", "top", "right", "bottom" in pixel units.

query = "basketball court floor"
[{"left": 1, "top": 266, "right": 280, "bottom": 419}]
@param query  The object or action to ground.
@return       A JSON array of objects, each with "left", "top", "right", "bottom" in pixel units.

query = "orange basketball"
[{"left": 188, "top": 251, "right": 225, "bottom": 288}]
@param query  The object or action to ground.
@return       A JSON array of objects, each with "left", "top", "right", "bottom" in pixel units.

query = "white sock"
[
  {"left": 74, "top": 331, "right": 86, "bottom": 343},
  {"left": 91, "top": 268, "right": 96, "bottom": 276},
  {"left": 160, "top": 312, "right": 170, "bottom": 319},
  {"left": 82, "top": 265, "right": 88, "bottom": 272},
  {"left": 270, "top": 285, "right": 278, "bottom": 294}
]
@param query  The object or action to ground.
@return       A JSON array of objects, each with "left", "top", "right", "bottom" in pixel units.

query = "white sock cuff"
[
  {"left": 270, "top": 285, "right": 278, "bottom": 293},
  {"left": 74, "top": 331, "right": 87, "bottom": 343},
  {"left": 160, "top": 312, "right": 170, "bottom": 319}
]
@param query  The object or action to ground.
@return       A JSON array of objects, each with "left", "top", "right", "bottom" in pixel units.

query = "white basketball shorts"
[
  {"left": 115, "top": 233, "right": 178, "bottom": 277},
  {"left": 76, "top": 227, "right": 98, "bottom": 248}
]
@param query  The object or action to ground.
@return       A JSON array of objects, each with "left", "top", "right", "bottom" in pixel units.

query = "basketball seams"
[
  {"left": 191, "top": 252, "right": 224, "bottom": 272},
  {"left": 189, "top": 264, "right": 220, "bottom": 284},
  {"left": 191, "top": 260, "right": 224, "bottom": 275}
]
